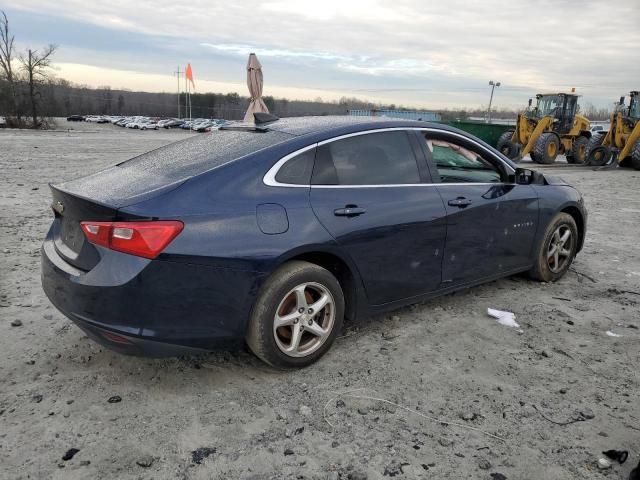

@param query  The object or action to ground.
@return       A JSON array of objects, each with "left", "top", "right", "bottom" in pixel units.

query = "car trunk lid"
[{"left": 49, "top": 185, "right": 124, "bottom": 271}]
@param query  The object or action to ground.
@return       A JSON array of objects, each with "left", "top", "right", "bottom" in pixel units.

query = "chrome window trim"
[
  {"left": 263, "top": 143, "right": 317, "bottom": 188},
  {"left": 310, "top": 182, "right": 507, "bottom": 189},
  {"left": 262, "top": 127, "right": 515, "bottom": 188}
]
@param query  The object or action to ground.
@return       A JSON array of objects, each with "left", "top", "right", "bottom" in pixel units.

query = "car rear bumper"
[
  {"left": 41, "top": 228, "right": 263, "bottom": 357},
  {"left": 70, "top": 314, "right": 210, "bottom": 356}
]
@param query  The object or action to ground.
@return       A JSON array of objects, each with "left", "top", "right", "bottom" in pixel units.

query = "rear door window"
[{"left": 312, "top": 131, "right": 421, "bottom": 185}]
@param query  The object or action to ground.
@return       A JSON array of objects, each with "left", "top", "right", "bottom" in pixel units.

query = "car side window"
[
  {"left": 275, "top": 148, "right": 315, "bottom": 185},
  {"left": 425, "top": 138, "right": 503, "bottom": 183},
  {"left": 312, "top": 131, "right": 420, "bottom": 185}
]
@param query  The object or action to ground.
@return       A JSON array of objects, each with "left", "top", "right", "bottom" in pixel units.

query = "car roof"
[
  {"left": 262, "top": 115, "right": 517, "bottom": 170},
  {"left": 258, "top": 115, "right": 443, "bottom": 137}
]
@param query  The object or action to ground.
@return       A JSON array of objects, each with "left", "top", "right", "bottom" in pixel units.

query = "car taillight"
[{"left": 80, "top": 220, "right": 183, "bottom": 259}]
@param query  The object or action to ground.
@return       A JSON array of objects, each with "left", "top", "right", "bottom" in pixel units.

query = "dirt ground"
[{"left": 1, "top": 120, "right": 639, "bottom": 480}]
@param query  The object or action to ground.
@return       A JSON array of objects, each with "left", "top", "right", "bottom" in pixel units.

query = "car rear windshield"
[{"left": 117, "top": 129, "right": 293, "bottom": 178}]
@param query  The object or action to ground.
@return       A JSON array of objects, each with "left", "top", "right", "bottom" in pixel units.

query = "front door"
[
  {"left": 420, "top": 132, "right": 539, "bottom": 286},
  {"left": 309, "top": 130, "right": 447, "bottom": 305},
  {"left": 558, "top": 95, "right": 577, "bottom": 133}
]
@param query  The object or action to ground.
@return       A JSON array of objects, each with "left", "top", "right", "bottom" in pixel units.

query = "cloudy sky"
[{"left": 3, "top": 1, "right": 639, "bottom": 109}]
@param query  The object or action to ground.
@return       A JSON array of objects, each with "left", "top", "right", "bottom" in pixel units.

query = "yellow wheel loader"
[
  {"left": 497, "top": 93, "right": 591, "bottom": 164},
  {"left": 586, "top": 91, "right": 640, "bottom": 170}
]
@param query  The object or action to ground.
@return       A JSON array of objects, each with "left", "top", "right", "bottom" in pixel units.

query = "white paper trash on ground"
[
  {"left": 606, "top": 330, "right": 622, "bottom": 337},
  {"left": 487, "top": 308, "right": 520, "bottom": 328}
]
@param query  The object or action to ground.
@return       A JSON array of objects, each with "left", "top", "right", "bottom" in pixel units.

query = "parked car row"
[
  {"left": 65, "top": 114, "right": 233, "bottom": 132},
  {"left": 179, "top": 118, "right": 231, "bottom": 132}
]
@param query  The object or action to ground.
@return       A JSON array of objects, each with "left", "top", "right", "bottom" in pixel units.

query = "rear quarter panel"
[
  {"left": 120, "top": 140, "right": 371, "bottom": 332},
  {"left": 121, "top": 141, "right": 338, "bottom": 272}
]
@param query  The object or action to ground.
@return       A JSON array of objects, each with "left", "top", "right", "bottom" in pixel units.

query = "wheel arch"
[
  {"left": 272, "top": 247, "right": 365, "bottom": 322},
  {"left": 560, "top": 205, "right": 585, "bottom": 252}
]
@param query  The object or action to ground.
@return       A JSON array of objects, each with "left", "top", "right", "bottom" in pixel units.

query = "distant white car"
[
  {"left": 140, "top": 122, "right": 159, "bottom": 130},
  {"left": 590, "top": 125, "right": 607, "bottom": 135},
  {"left": 85, "top": 115, "right": 109, "bottom": 123},
  {"left": 0, "top": 116, "right": 6, "bottom": 128},
  {"left": 124, "top": 118, "right": 148, "bottom": 129}
]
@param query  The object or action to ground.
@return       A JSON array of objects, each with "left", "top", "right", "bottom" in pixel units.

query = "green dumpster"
[{"left": 442, "top": 121, "right": 513, "bottom": 148}]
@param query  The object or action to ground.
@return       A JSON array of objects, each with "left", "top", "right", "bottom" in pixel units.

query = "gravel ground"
[{"left": 1, "top": 120, "right": 639, "bottom": 480}]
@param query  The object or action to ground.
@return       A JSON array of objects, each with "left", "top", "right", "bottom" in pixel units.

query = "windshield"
[{"left": 535, "top": 95, "right": 561, "bottom": 117}]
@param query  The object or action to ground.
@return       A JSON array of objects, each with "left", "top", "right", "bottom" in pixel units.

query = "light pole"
[
  {"left": 487, "top": 80, "right": 501, "bottom": 123},
  {"left": 174, "top": 66, "right": 183, "bottom": 119}
]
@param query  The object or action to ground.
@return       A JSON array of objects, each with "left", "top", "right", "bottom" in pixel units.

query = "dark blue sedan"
[{"left": 41, "top": 116, "right": 587, "bottom": 368}]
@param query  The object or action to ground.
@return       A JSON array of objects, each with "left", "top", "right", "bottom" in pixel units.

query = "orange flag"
[{"left": 185, "top": 63, "right": 195, "bottom": 89}]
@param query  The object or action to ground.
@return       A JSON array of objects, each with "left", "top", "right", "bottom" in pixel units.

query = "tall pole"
[
  {"left": 487, "top": 80, "right": 500, "bottom": 123},
  {"left": 186, "top": 78, "right": 191, "bottom": 120},
  {"left": 174, "top": 66, "right": 183, "bottom": 119}
]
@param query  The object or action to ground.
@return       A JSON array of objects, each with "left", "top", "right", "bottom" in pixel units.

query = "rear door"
[
  {"left": 309, "top": 129, "right": 447, "bottom": 305},
  {"left": 418, "top": 130, "right": 539, "bottom": 286}
]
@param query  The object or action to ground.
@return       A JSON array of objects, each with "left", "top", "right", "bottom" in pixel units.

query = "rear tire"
[
  {"left": 501, "top": 141, "right": 520, "bottom": 160},
  {"left": 632, "top": 140, "right": 640, "bottom": 170},
  {"left": 567, "top": 136, "right": 589, "bottom": 164},
  {"left": 529, "top": 213, "right": 578, "bottom": 282},
  {"left": 532, "top": 132, "right": 560, "bottom": 164},
  {"left": 497, "top": 131, "right": 515, "bottom": 156},
  {"left": 246, "top": 261, "right": 344, "bottom": 369}
]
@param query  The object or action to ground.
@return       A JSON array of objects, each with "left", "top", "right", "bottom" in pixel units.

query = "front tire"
[
  {"left": 529, "top": 213, "right": 578, "bottom": 282},
  {"left": 246, "top": 261, "right": 345, "bottom": 369},
  {"left": 532, "top": 132, "right": 560, "bottom": 164}
]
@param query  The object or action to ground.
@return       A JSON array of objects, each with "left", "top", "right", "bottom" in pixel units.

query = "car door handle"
[
  {"left": 334, "top": 206, "right": 366, "bottom": 217},
  {"left": 447, "top": 197, "right": 473, "bottom": 208}
]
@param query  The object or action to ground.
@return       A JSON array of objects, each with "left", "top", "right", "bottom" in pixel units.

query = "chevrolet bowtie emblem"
[{"left": 52, "top": 201, "right": 64, "bottom": 214}]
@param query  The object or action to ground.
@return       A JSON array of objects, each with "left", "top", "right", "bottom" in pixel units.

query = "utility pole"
[
  {"left": 487, "top": 80, "right": 501, "bottom": 123},
  {"left": 174, "top": 66, "right": 183, "bottom": 119}
]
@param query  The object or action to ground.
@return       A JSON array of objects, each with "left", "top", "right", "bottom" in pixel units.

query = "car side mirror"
[{"left": 512, "top": 167, "right": 544, "bottom": 185}]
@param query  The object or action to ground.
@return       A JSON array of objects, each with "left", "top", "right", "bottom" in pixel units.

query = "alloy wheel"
[
  {"left": 273, "top": 282, "right": 335, "bottom": 357},
  {"left": 547, "top": 225, "right": 573, "bottom": 273}
]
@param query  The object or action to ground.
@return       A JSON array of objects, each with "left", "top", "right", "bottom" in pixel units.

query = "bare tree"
[
  {"left": 19, "top": 44, "right": 57, "bottom": 127},
  {"left": 0, "top": 10, "right": 20, "bottom": 122},
  {"left": 117, "top": 94, "right": 125, "bottom": 114}
]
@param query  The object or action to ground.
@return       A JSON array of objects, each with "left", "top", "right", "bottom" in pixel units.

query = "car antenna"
[{"left": 253, "top": 112, "right": 279, "bottom": 124}]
